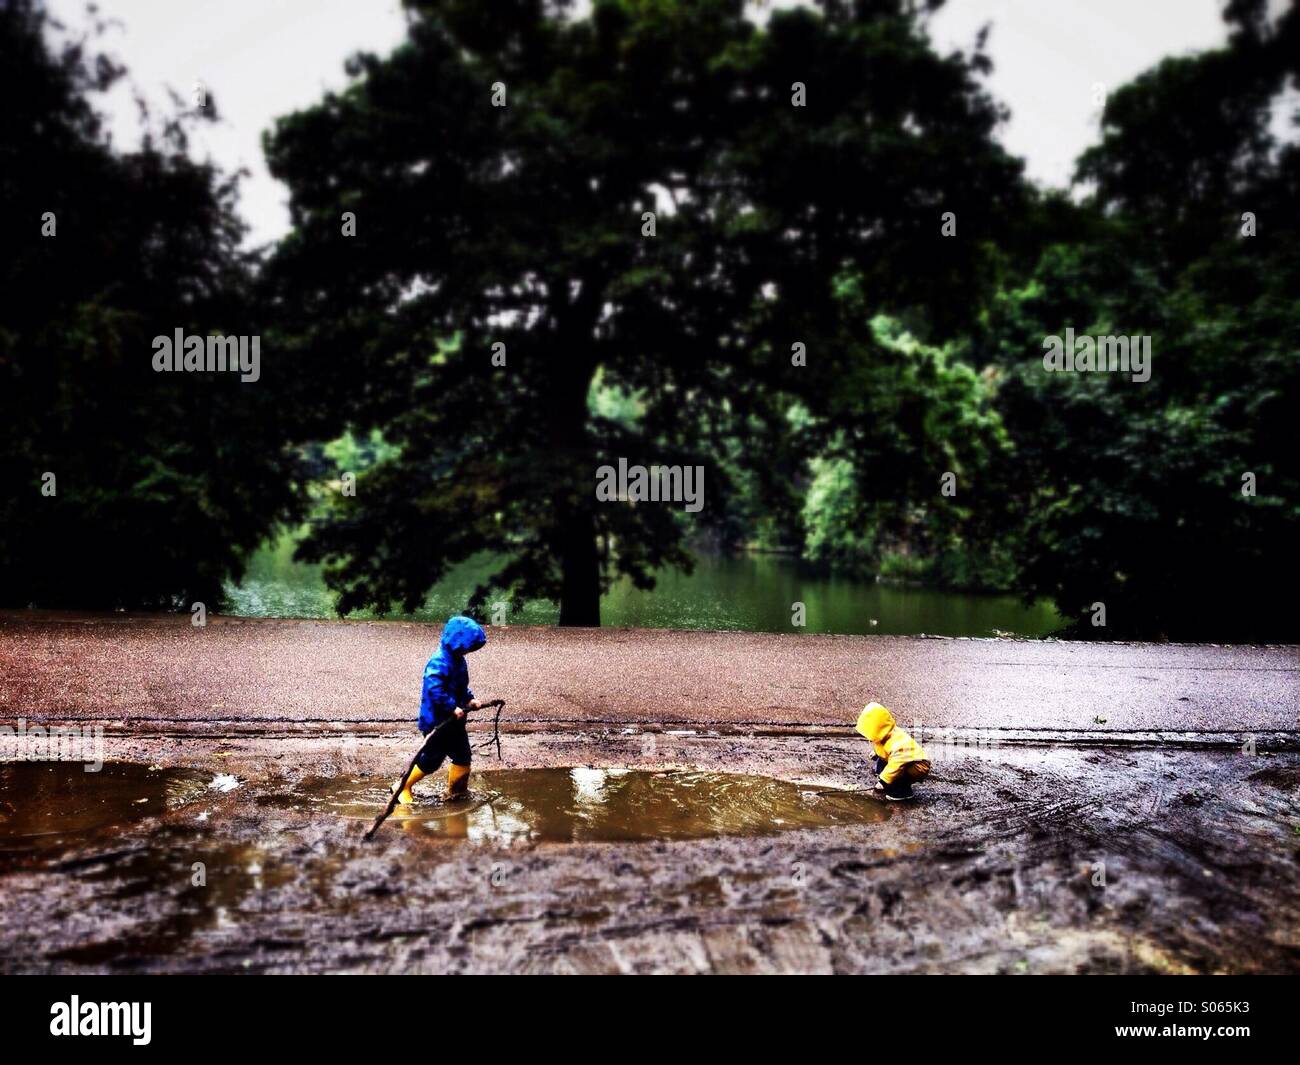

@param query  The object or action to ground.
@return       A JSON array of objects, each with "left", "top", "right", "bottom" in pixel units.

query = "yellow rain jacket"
[{"left": 856, "top": 703, "right": 930, "bottom": 785}]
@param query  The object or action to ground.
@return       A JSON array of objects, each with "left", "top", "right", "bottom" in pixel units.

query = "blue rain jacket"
[{"left": 418, "top": 616, "right": 487, "bottom": 732}]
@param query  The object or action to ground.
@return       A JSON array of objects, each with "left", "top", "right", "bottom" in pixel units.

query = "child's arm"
[
  {"left": 877, "top": 753, "right": 905, "bottom": 786},
  {"left": 876, "top": 734, "right": 921, "bottom": 786},
  {"left": 425, "top": 670, "right": 461, "bottom": 720}
]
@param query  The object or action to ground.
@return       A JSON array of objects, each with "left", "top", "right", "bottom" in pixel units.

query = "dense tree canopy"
[
  {"left": 969, "top": 0, "right": 1300, "bottom": 639},
  {"left": 263, "top": 0, "right": 1024, "bottom": 624},
  {"left": 3, "top": 0, "right": 1295, "bottom": 642},
  {"left": 0, "top": 0, "right": 301, "bottom": 609}
]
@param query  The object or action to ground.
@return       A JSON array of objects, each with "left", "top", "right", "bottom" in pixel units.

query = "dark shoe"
[{"left": 882, "top": 778, "right": 915, "bottom": 800}]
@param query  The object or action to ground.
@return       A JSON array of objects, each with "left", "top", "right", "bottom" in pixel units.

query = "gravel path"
[{"left": 2, "top": 611, "right": 1296, "bottom": 733}]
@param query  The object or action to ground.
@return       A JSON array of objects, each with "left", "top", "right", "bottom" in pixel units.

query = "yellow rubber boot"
[
  {"left": 394, "top": 765, "right": 426, "bottom": 805},
  {"left": 447, "top": 762, "right": 471, "bottom": 798}
]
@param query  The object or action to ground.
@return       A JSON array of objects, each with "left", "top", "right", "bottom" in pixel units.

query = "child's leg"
[
  {"left": 882, "top": 761, "right": 931, "bottom": 800},
  {"left": 447, "top": 761, "right": 471, "bottom": 797},
  {"left": 445, "top": 718, "right": 473, "bottom": 798},
  {"left": 880, "top": 773, "right": 914, "bottom": 799},
  {"left": 395, "top": 765, "right": 426, "bottom": 804},
  {"left": 396, "top": 732, "right": 446, "bottom": 803}
]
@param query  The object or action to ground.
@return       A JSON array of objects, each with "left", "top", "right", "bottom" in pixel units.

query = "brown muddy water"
[
  {"left": 0, "top": 761, "right": 890, "bottom": 968},
  {"left": 0, "top": 762, "right": 887, "bottom": 851},
  {"left": 263, "top": 767, "right": 890, "bottom": 843},
  {"left": 0, "top": 762, "right": 211, "bottom": 853}
]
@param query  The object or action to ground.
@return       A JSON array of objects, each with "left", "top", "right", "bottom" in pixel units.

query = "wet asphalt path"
[{"left": 1, "top": 612, "right": 1295, "bottom": 735}]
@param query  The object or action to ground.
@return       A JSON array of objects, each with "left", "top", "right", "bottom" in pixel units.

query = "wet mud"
[{"left": 2, "top": 729, "right": 1297, "bottom": 974}]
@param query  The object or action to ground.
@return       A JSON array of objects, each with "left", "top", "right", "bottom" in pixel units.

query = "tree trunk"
[
  {"left": 557, "top": 505, "right": 600, "bottom": 626},
  {"left": 549, "top": 346, "right": 601, "bottom": 626}
]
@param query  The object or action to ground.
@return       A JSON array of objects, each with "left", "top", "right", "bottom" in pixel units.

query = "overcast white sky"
[{"left": 45, "top": 0, "right": 1242, "bottom": 247}]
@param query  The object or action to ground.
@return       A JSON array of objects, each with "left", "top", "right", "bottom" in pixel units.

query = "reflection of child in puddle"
[
  {"left": 856, "top": 703, "right": 930, "bottom": 801},
  {"left": 397, "top": 808, "right": 471, "bottom": 839}
]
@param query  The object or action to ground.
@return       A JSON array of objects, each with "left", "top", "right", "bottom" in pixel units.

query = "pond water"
[{"left": 224, "top": 534, "right": 1062, "bottom": 637}]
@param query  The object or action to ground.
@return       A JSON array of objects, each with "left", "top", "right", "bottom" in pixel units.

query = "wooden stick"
[{"left": 472, "top": 699, "right": 505, "bottom": 759}]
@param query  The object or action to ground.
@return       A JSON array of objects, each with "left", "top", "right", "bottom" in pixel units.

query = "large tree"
[
  {"left": 264, "top": 0, "right": 1024, "bottom": 624},
  {"left": 0, "top": 0, "right": 300, "bottom": 609},
  {"left": 977, "top": 0, "right": 1300, "bottom": 640}
]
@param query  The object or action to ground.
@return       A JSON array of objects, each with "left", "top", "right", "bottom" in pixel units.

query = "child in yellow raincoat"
[{"left": 856, "top": 702, "right": 930, "bottom": 800}]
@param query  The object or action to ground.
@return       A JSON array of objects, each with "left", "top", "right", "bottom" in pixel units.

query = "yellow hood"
[{"left": 856, "top": 702, "right": 895, "bottom": 743}]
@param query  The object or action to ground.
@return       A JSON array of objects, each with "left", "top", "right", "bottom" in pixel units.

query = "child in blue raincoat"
[{"left": 394, "top": 615, "right": 487, "bottom": 803}]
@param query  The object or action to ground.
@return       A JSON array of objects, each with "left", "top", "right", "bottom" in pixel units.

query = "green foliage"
[
  {"left": 975, "top": 1, "right": 1300, "bottom": 639},
  {"left": 263, "top": 0, "right": 1022, "bottom": 624},
  {"left": 0, "top": 0, "right": 301, "bottom": 609},
  {"left": 983, "top": 238, "right": 1299, "bottom": 639},
  {"left": 5, "top": 0, "right": 1293, "bottom": 643},
  {"left": 799, "top": 309, "right": 1016, "bottom": 589},
  {"left": 802, "top": 456, "right": 872, "bottom": 569}
]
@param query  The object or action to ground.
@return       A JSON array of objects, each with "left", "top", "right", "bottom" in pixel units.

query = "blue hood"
[{"left": 440, "top": 615, "right": 486, "bottom": 656}]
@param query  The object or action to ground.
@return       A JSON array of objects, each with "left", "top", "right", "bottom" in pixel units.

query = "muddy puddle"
[
  {"left": 0, "top": 762, "right": 211, "bottom": 854},
  {"left": 269, "top": 767, "right": 891, "bottom": 843}
]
